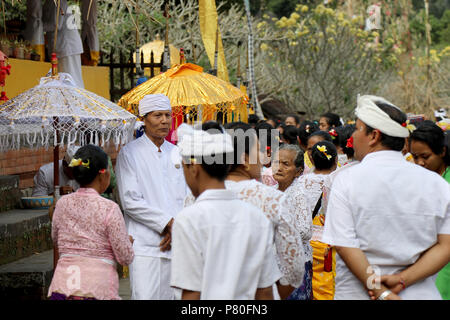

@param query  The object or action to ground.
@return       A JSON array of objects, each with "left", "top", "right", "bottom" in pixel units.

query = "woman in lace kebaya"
[
  {"left": 295, "top": 140, "right": 338, "bottom": 300},
  {"left": 48, "top": 145, "right": 134, "bottom": 300},
  {"left": 272, "top": 144, "right": 315, "bottom": 300},
  {"left": 223, "top": 122, "right": 309, "bottom": 299}
]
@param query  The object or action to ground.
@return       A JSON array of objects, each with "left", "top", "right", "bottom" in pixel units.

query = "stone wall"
[{"left": 0, "top": 144, "right": 121, "bottom": 191}]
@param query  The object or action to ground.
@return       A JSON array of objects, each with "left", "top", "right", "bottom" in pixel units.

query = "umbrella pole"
[{"left": 53, "top": 121, "right": 60, "bottom": 271}]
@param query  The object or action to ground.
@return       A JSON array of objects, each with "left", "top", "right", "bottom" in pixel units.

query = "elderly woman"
[
  {"left": 184, "top": 122, "right": 309, "bottom": 299},
  {"left": 272, "top": 144, "right": 314, "bottom": 300},
  {"left": 272, "top": 144, "right": 304, "bottom": 191},
  {"left": 281, "top": 141, "right": 338, "bottom": 300},
  {"left": 223, "top": 122, "right": 310, "bottom": 299}
]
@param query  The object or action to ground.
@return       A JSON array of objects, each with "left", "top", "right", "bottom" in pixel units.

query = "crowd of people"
[{"left": 43, "top": 93, "right": 450, "bottom": 300}]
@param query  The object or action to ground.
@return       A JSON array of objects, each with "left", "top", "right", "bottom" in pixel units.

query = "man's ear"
[
  {"left": 188, "top": 163, "right": 200, "bottom": 179},
  {"left": 368, "top": 129, "right": 382, "bottom": 147}
]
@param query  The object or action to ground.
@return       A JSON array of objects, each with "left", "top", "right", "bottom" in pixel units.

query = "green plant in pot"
[
  {"left": 24, "top": 46, "right": 32, "bottom": 60},
  {"left": 0, "top": 38, "right": 11, "bottom": 56},
  {"left": 30, "top": 48, "right": 40, "bottom": 61},
  {"left": 13, "top": 40, "right": 25, "bottom": 59},
  {"left": 23, "top": 40, "right": 32, "bottom": 60}
]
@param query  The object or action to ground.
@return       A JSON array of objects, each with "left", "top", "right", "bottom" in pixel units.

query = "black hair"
[
  {"left": 285, "top": 114, "right": 300, "bottom": 126},
  {"left": 298, "top": 121, "right": 319, "bottom": 146},
  {"left": 311, "top": 140, "right": 338, "bottom": 170},
  {"left": 320, "top": 112, "right": 341, "bottom": 128},
  {"left": 201, "top": 120, "right": 224, "bottom": 133},
  {"left": 72, "top": 144, "right": 109, "bottom": 186},
  {"left": 307, "top": 130, "right": 333, "bottom": 144},
  {"left": 255, "top": 121, "right": 278, "bottom": 153},
  {"left": 224, "top": 121, "right": 247, "bottom": 130},
  {"left": 282, "top": 125, "right": 299, "bottom": 145},
  {"left": 336, "top": 124, "right": 356, "bottom": 158},
  {"left": 248, "top": 114, "right": 260, "bottom": 125},
  {"left": 265, "top": 118, "right": 277, "bottom": 127},
  {"left": 364, "top": 101, "right": 407, "bottom": 151},
  {"left": 410, "top": 120, "right": 450, "bottom": 166},
  {"left": 226, "top": 122, "right": 257, "bottom": 172}
]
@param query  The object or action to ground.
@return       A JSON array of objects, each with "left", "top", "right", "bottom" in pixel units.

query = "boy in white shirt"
[{"left": 170, "top": 124, "right": 282, "bottom": 300}]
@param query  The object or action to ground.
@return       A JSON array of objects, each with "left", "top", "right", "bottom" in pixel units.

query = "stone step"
[
  {"left": 0, "top": 175, "right": 21, "bottom": 213},
  {"left": 0, "top": 209, "right": 53, "bottom": 265},
  {"left": 0, "top": 250, "right": 53, "bottom": 300}
]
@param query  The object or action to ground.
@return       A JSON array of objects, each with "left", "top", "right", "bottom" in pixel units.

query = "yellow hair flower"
[
  {"left": 69, "top": 158, "right": 82, "bottom": 167},
  {"left": 317, "top": 145, "right": 332, "bottom": 160},
  {"left": 405, "top": 120, "right": 416, "bottom": 133},
  {"left": 81, "top": 159, "right": 90, "bottom": 169}
]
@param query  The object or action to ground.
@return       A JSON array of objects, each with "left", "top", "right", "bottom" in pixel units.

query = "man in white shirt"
[
  {"left": 115, "top": 94, "right": 187, "bottom": 300},
  {"left": 170, "top": 124, "right": 281, "bottom": 299},
  {"left": 32, "top": 145, "right": 80, "bottom": 196},
  {"left": 321, "top": 95, "right": 450, "bottom": 300}
]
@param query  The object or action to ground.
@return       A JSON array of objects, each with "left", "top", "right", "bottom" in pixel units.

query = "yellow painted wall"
[{"left": 4, "top": 58, "right": 110, "bottom": 100}]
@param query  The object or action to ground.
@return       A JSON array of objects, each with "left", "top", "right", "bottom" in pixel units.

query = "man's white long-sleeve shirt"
[{"left": 116, "top": 134, "right": 187, "bottom": 258}]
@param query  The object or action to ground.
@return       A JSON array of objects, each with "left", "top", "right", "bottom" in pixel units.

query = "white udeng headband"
[
  {"left": 177, "top": 123, "right": 234, "bottom": 158},
  {"left": 355, "top": 95, "right": 410, "bottom": 138}
]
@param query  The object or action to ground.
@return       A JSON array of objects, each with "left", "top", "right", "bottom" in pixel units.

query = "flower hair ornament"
[
  {"left": 346, "top": 136, "right": 354, "bottom": 148},
  {"left": 402, "top": 120, "right": 416, "bottom": 133},
  {"left": 329, "top": 129, "right": 338, "bottom": 139},
  {"left": 305, "top": 125, "right": 310, "bottom": 133},
  {"left": 317, "top": 145, "right": 332, "bottom": 160},
  {"left": 69, "top": 158, "right": 90, "bottom": 169}
]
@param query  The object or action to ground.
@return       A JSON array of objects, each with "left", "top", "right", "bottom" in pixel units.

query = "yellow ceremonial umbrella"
[
  {"left": 118, "top": 63, "right": 249, "bottom": 127},
  {"left": 133, "top": 39, "right": 181, "bottom": 77}
]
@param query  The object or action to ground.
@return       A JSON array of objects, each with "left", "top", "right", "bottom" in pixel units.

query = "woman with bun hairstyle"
[
  {"left": 48, "top": 144, "right": 134, "bottom": 300},
  {"left": 290, "top": 140, "right": 338, "bottom": 299}
]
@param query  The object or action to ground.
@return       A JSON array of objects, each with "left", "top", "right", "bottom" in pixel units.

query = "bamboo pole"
[{"left": 424, "top": 0, "right": 432, "bottom": 111}]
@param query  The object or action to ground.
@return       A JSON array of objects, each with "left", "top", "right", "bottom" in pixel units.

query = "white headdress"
[
  {"left": 138, "top": 94, "right": 171, "bottom": 117},
  {"left": 176, "top": 123, "right": 234, "bottom": 160},
  {"left": 355, "top": 95, "right": 409, "bottom": 138}
]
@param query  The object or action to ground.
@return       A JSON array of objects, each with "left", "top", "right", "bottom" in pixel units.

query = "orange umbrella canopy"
[{"left": 118, "top": 63, "right": 248, "bottom": 124}]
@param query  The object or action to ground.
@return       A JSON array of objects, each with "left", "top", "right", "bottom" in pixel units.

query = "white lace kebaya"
[
  {"left": 224, "top": 179, "right": 307, "bottom": 288},
  {"left": 283, "top": 175, "right": 317, "bottom": 263}
]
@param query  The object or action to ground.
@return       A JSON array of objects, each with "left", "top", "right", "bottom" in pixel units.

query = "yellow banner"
[{"left": 198, "top": 0, "right": 229, "bottom": 82}]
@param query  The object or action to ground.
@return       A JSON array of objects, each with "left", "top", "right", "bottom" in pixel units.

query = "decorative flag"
[{"left": 198, "top": 0, "right": 229, "bottom": 81}]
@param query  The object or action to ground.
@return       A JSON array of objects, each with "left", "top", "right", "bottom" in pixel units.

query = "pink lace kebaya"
[{"left": 48, "top": 188, "right": 134, "bottom": 300}]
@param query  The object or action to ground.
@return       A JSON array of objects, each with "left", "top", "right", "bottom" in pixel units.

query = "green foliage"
[
  {"left": 410, "top": 9, "right": 450, "bottom": 45},
  {"left": 412, "top": 0, "right": 450, "bottom": 19}
]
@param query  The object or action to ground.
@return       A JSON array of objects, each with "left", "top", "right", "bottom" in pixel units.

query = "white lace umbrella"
[
  {"left": 0, "top": 73, "right": 136, "bottom": 196},
  {"left": 0, "top": 73, "right": 136, "bottom": 151}
]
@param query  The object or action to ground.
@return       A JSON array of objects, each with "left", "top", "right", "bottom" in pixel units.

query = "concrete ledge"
[{"left": 0, "top": 250, "right": 53, "bottom": 300}]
